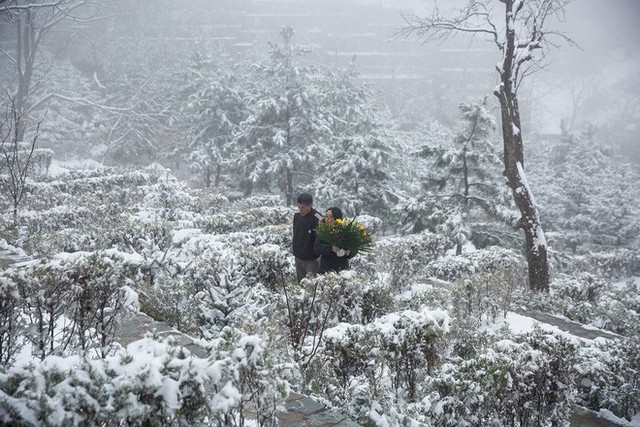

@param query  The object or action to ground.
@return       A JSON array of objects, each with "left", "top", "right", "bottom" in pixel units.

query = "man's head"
[{"left": 297, "top": 193, "right": 313, "bottom": 216}]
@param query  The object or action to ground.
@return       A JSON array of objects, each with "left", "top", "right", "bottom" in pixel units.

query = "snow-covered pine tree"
[
  {"left": 400, "top": 101, "right": 516, "bottom": 253},
  {"left": 232, "top": 26, "right": 333, "bottom": 203},
  {"left": 178, "top": 52, "right": 247, "bottom": 188},
  {"left": 531, "top": 131, "right": 640, "bottom": 253}
]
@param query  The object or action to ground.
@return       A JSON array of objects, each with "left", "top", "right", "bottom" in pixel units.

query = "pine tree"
[
  {"left": 178, "top": 52, "right": 247, "bottom": 188},
  {"left": 233, "top": 26, "right": 332, "bottom": 203},
  {"left": 531, "top": 132, "right": 640, "bottom": 253},
  {"left": 400, "top": 101, "right": 516, "bottom": 253}
]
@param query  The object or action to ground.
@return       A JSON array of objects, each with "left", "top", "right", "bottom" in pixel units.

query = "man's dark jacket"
[{"left": 293, "top": 209, "right": 321, "bottom": 260}]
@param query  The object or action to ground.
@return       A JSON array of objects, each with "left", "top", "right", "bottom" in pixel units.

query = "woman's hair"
[{"left": 327, "top": 207, "right": 343, "bottom": 220}]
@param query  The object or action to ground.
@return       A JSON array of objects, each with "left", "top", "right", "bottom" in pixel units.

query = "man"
[{"left": 292, "top": 193, "right": 322, "bottom": 282}]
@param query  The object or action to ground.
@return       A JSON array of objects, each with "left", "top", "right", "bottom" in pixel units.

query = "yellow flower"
[
  {"left": 336, "top": 218, "right": 343, "bottom": 224},
  {"left": 358, "top": 224, "right": 365, "bottom": 231}
]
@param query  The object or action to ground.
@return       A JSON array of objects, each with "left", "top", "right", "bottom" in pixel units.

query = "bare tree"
[
  {"left": 0, "top": 0, "right": 95, "bottom": 142},
  {"left": 0, "top": 98, "right": 41, "bottom": 224},
  {"left": 401, "top": 0, "right": 574, "bottom": 291}
]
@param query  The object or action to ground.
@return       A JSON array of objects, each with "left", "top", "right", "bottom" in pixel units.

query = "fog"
[{"left": 1, "top": 0, "right": 639, "bottom": 164}]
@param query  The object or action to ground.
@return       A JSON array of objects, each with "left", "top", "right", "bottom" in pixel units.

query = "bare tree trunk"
[
  {"left": 495, "top": 0, "right": 549, "bottom": 291},
  {"left": 285, "top": 168, "right": 293, "bottom": 206}
]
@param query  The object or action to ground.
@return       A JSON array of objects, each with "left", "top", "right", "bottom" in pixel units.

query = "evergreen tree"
[
  {"left": 233, "top": 26, "right": 332, "bottom": 203},
  {"left": 531, "top": 132, "right": 640, "bottom": 253},
  {"left": 305, "top": 67, "right": 400, "bottom": 220},
  {"left": 399, "top": 101, "right": 516, "bottom": 253},
  {"left": 178, "top": 53, "right": 247, "bottom": 188}
]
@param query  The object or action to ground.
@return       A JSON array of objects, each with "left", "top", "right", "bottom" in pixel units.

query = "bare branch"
[{"left": 398, "top": 8, "right": 499, "bottom": 46}]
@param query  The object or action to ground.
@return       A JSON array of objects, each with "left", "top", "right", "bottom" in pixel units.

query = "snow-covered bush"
[
  {"left": 0, "top": 334, "right": 284, "bottom": 426},
  {"left": 575, "top": 338, "right": 640, "bottom": 423},
  {"left": 314, "top": 309, "right": 451, "bottom": 424},
  {"left": 194, "top": 205, "right": 291, "bottom": 234},
  {"left": 281, "top": 273, "right": 347, "bottom": 367},
  {"left": 140, "top": 172, "right": 195, "bottom": 221},
  {"left": 227, "top": 194, "right": 284, "bottom": 212},
  {"left": 206, "top": 327, "right": 296, "bottom": 427},
  {"left": 572, "top": 250, "right": 640, "bottom": 279},
  {"left": 515, "top": 274, "right": 640, "bottom": 336},
  {"left": 107, "top": 218, "right": 176, "bottom": 254},
  {"left": 138, "top": 270, "right": 199, "bottom": 333},
  {"left": 450, "top": 268, "right": 516, "bottom": 325},
  {"left": 190, "top": 187, "right": 230, "bottom": 214},
  {"left": 0, "top": 147, "right": 53, "bottom": 180},
  {"left": 358, "top": 231, "right": 451, "bottom": 290},
  {"left": 241, "top": 243, "right": 293, "bottom": 291},
  {"left": 428, "top": 328, "right": 576, "bottom": 427},
  {"left": 427, "top": 246, "right": 523, "bottom": 282},
  {"left": 0, "top": 275, "right": 23, "bottom": 367},
  {"left": 2, "top": 251, "right": 140, "bottom": 362},
  {"left": 592, "top": 283, "right": 640, "bottom": 336},
  {"left": 36, "top": 168, "right": 151, "bottom": 208},
  {"left": 194, "top": 257, "right": 254, "bottom": 338}
]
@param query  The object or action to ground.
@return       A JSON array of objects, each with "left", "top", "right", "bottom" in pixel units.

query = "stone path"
[
  {"left": 515, "top": 308, "right": 622, "bottom": 341},
  {"left": 0, "top": 248, "right": 29, "bottom": 270}
]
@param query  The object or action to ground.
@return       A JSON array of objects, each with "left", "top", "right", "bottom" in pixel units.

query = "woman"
[{"left": 314, "top": 207, "right": 353, "bottom": 274}]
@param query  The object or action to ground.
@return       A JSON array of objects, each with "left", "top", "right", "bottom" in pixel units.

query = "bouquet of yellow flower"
[{"left": 315, "top": 217, "right": 373, "bottom": 255}]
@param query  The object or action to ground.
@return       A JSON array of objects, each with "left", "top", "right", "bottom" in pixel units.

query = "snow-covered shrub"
[
  {"left": 0, "top": 274, "right": 23, "bottom": 367},
  {"left": 9, "top": 262, "right": 77, "bottom": 360},
  {"left": 394, "top": 281, "right": 453, "bottom": 314},
  {"left": 451, "top": 269, "right": 516, "bottom": 325},
  {"left": 4, "top": 251, "right": 140, "bottom": 361},
  {"left": 242, "top": 243, "right": 293, "bottom": 291},
  {"left": 7, "top": 206, "right": 94, "bottom": 254},
  {"left": 427, "top": 246, "right": 523, "bottom": 282},
  {"left": 352, "top": 214, "right": 383, "bottom": 236},
  {"left": 227, "top": 194, "right": 284, "bottom": 212},
  {"left": 64, "top": 253, "right": 131, "bottom": 358},
  {"left": 194, "top": 205, "right": 290, "bottom": 234},
  {"left": 191, "top": 187, "right": 230, "bottom": 214},
  {"left": 572, "top": 250, "right": 640, "bottom": 279},
  {"left": 281, "top": 273, "right": 346, "bottom": 367},
  {"left": 107, "top": 218, "right": 176, "bottom": 255},
  {"left": 515, "top": 274, "right": 640, "bottom": 336},
  {"left": 575, "top": 337, "right": 640, "bottom": 423},
  {"left": 32, "top": 149, "right": 54, "bottom": 178},
  {"left": 0, "top": 331, "right": 296, "bottom": 427},
  {"left": 358, "top": 231, "right": 451, "bottom": 290},
  {"left": 0, "top": 339, "right": 210, "bottom": 426},
  {"left": 140, "top": 172, "right": 195, "bottom": 221},
  {"left": 315, "top": 309, "right": 451, "bottom": 422},
  {"left": 0, "top": 147, "right": 53, "bottom": 180},
  {"left": 194, "top": 257, "right": 253, "bottom": 338},
  {"left": 206, "top": 327, "right": 296, "bottom": 427},
  {"left": 377, "top": 309, "right": 451, "bottom": 400},
  {"left": 592, "top": 284, "right": 640, "bottom": 336},
  {"left": 138, "top": 271, "right": 199, "bottom": 334},
  {"left": 37, "top": 168, "right": 150, "bottom": 208},
  {"left": 360, "top": 283, "right": 396, "bottom": 324},
  {"left": 428, "top": 328, "right": 576, "bottom": 427}
]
